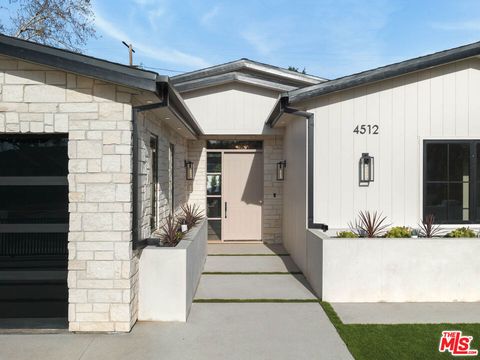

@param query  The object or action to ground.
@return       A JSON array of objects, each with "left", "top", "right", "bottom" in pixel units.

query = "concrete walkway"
[
  {"left": 0, "top": 244, "right": 353, "bottom": 360},
  {"left": 332, "top": 302, "right": 480, "bottom": 324}
]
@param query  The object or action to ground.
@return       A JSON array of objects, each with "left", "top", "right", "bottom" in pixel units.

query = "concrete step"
[
  {"left": 204, "top": 255, "right": 300, "bottom": 273},
  {"left": 208, "top": 243, "right": 288, "bottom": 255},
  {"left": 194, "top": 274, "right": 317, "bottom": 300}
]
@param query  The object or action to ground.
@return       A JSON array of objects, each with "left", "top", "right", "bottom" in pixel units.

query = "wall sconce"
[
  {"left": 359, "top": 153, "right": 374, "bottom": 186},
  {"left": 277, "top": 160, "right": 287, "bottom": 181},
  {"left": 184, "top": 160, "right": 194, "bottom": 180}
]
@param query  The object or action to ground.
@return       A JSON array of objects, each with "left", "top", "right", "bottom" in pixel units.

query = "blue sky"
[{"left": 6, "top": 0, "right": 480, "bottom": 79}]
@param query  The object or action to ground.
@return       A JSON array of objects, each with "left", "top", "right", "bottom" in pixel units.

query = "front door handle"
[{"left": 225, "top": 202, "right": 227, "bottom": 218}]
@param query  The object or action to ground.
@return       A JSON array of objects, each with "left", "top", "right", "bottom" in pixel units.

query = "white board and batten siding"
[
  {"left": 306, "top": 58, "right": 480, "bottom": 231},
  {"left": 182, "top": 82, "right": 282, "bottom": 135}
]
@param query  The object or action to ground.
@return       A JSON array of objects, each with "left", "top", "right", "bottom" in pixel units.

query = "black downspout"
[
  {"left": 131, "top": 85, "right": 169, "bottom": 250},
  {"left": 284, "top": 106, "right": 328, "bottom": 232}
]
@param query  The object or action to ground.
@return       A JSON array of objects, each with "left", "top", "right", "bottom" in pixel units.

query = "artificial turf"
[{"left": 320, "top": 302, "right": 480, "bottom": 360}]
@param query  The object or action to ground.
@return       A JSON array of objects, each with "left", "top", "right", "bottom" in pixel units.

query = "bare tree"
[{"left": 3, "top": 0, "right": 96, "bottom": 52}]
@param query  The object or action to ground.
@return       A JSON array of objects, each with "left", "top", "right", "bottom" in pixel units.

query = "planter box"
[
  {"left": 306, "top": 229, "right": 480, "bottom": 302},
  {"left": 138, "top": 219, "right": 207, "bottom": 321}
]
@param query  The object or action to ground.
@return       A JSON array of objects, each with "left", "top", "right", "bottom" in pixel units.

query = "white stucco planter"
[
  {"left": 306, "top": 229, "right": 480, "bottom": 302},
  {"left": 138, "top": 219, "right": 207, "bottom": 321}
]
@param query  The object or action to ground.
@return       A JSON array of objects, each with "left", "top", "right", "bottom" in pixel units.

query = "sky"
[{"left": 5, "top": 0, "right": 480, "bottom": 79}]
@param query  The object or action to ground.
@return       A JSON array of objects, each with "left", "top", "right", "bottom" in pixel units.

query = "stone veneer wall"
[
  {"left": 0, "top": 56, "right": 137, "bottom": 332},
  {"left": 136, "top": 110, "right": 188, "bottom": 240},
  {"left": 186, "top": 140, "right": 207, "bottom": 213},
  {"left": 262, "top": 136, "right": 283, "bottom": 244}
]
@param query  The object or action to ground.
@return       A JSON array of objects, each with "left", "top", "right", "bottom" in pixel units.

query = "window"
[
  {"left": 206, "top": 140, "right": 263, "bottom": 150},
  {"left": 149, "top": 135, "right": 158, "bottom": 231},
  {"left": 169, "top": 143, "right": 175, "bottom": 214},
  {"left": 423, "top": 141, "right": 480, "bottom": 223},
  {"left": 207, "top": 152, "right": 222, "bottom": 240}
]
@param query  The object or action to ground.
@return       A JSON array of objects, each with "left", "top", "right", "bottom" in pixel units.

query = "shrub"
[
  {"left": 418, "top": 214, "right": 442, "bottom": 238},
  {"left": 159, "top": 214, "right": 183, "bottom": 247},
  {"left": 385, "top": 226, "right": 412, "bottom": 238},
  {"left": 349, "top": 211, "right": 389, "bottom": 238},
  {"left": 337, "top": 231, "right": 358, "bottom": 238},
  {"left": 446, "top": 227, "right": 477, "bottom": 238},
  {"left": 179, "top": 203, "right": 204, "bottom": 230}
]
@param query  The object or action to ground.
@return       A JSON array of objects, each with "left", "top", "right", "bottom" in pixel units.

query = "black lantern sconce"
[
  {"left": 359, "top": 153, "right": 374, "bottom": 186},
  {"left": 277, "top": 160, "right": 287, "bottom": 181},
  {"left": 184, "top": 160, "right": 194, "bottom": 180}
]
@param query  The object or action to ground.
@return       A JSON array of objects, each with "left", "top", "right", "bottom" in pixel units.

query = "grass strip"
[
  {"left": 208, "top": 254, "right": 290, "bottom": 257},
  {"left": 194, "top": 298, "right": 319, "bottom": 303},
  {"left": 202, "top": 271, "right": 302, "bottom": 275},
  {"left": 319, "top": 301, "right": 480, "bottom": 360}
]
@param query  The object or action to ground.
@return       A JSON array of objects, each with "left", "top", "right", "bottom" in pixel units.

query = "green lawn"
[{"left": 320, "top": 302, "right": 480, "bottom": 360}]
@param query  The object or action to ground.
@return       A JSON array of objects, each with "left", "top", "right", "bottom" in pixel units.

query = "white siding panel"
[
  {"left": 182, "top": 83, "right": 281, "bottom": 135},
  {"left": 309, "top": 58, "right": 480, "bottom": 231}
]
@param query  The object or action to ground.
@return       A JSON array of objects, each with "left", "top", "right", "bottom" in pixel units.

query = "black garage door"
[{"left": 0, "top": 135, "right": 69, "bottom": 319}]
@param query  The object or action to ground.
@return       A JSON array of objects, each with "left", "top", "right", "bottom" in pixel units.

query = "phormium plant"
[
  {"left": 159, "top": 214, "right": 183, "bottom": 247},
  {"left": 349, "top": 210, "right": 389, "bottom": 238},
  {"left": 179, "top": 203, "right": 204, "bottom": 230},
  {"left": 418, "top": 214, "right": 442, "bottom": 238}
]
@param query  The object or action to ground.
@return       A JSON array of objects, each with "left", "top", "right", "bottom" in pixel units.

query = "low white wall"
[
  {"left": 319, "top": 236, "right": 480, "bottom": 302},
  {"left": 305, "top": 229, "right": 325, "bottom": 299},
  {"left": 138, "top": 219, "right": 207, "bottom": 321}
]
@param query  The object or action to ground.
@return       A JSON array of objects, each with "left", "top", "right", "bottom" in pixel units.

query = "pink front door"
[{"left": 222, "top": 152, "right": 263, "bottom": 241}]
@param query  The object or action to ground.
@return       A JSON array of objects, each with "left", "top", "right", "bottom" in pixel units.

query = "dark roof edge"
[
  {"left": 0, "top": 33, "right": 159, "bottom": 92},
  {"left": 174, "top": 72, "right": 296, "bottom": 93},
  {"left": 166, "top": 79, "right": 204, "bottom": 136},
  {"left": 288, "top": 40, "right": 480, "bottom": 104},
  {"left": 265, "top": 96, "right": 289, "bottom": 127},
  {"left": 172, "top": 58, "right": 325, "bottom": 85}
]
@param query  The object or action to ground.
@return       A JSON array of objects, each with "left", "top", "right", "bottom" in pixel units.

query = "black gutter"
[{"left": 267, "top": 98, "right": 328, "bottom": 231}]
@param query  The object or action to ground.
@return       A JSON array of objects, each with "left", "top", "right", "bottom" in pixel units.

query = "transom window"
[{"left": 423, "top": 140, "right": 480, "bottom": 224}]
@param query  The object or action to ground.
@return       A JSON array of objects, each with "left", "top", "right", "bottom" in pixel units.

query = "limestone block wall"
[
  {"left": 263, "top": 136, "right": 284, "bottom": 244},
  {"left": 187, "top": 139, "right": 207, "bottom": 213},
  {"left": 136, "top": 111, "right": 188, "bottom": 240},
  {"left": 0, "top": 56, "right": 137, "bottom": 332}
]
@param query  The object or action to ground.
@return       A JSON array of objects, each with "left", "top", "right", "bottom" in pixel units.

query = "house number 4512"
[{"left": 353, "top": 125, "right": 379, "bottom": 135}]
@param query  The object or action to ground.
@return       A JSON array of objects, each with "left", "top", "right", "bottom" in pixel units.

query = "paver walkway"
[{"left": 0, "top": 244, "right": 353, "bottom": 360}]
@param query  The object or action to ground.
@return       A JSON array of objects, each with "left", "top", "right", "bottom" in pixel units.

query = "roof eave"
[
  {"left": 288, "top": 41, "right": 480, "bottom": 104},
  {"left": 0, "top": 34, "right": 159, "bottom": 92}
]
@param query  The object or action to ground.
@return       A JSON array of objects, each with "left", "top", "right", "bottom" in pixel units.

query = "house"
[{"left": 1, "top": 33, "right": 480, "bottom": 332}]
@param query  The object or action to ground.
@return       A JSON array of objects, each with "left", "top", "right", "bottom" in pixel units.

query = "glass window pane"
[
  {"left": 207, "top": 175, "right": 221, "bottom": 195},
  {"left": 449, "top": 143, "right": 470, "bottom": 181},
  {"left": 207, "top": 140, "right": 263, "bottom": 150},
  {"left": 208, "top": 220, "right": 221, "bottom": 240},
  {"left": 426, "top": 143, "right": 447, "bottom": 181},
  {"left": 207, "top": 198, "right": 221, "bottom": 218},
  {"left": 207, "top": 153, "right": 221, "bottom": 173},
  {"left": 0, "top": 186, "right": 68, "bottom": 224},
  {"left": 449, "top": 182, "right": 469, "bottom": 221},
  {"left": 425, "top": 183, "right": 448, "bottom": 222},
  {"left": 0, "top": 136, "right": 68, "bottom": 176}
]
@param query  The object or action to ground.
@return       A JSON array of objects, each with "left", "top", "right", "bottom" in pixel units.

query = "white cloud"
[
  {"left": 241, "top": 28, "right": 280, "bottom": 56},
  {"left": 95, "top": 13, "right": 210, "bottom": 69},
  {"left": 201, "top": 5, "right": 220, "bottom": 26}
]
